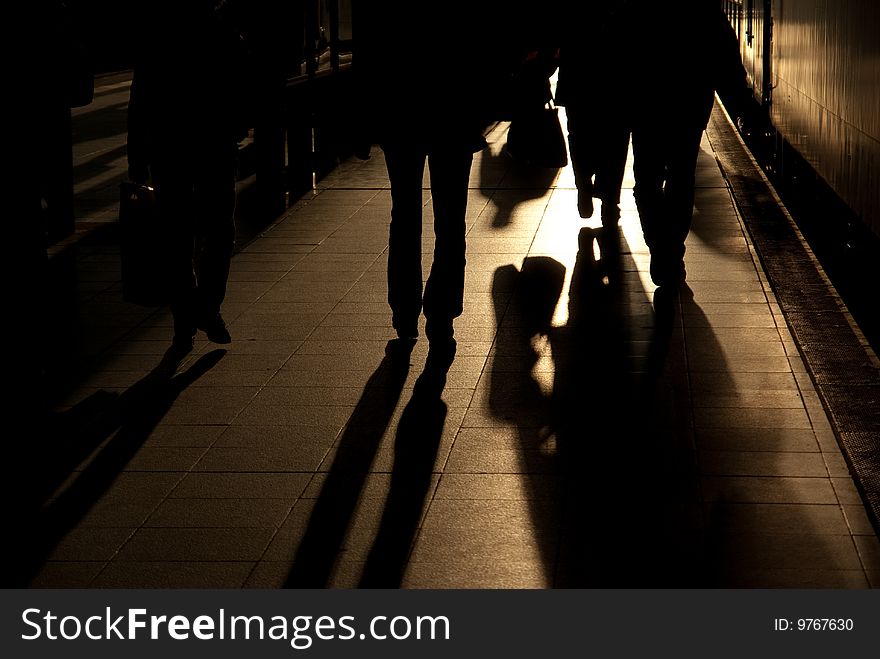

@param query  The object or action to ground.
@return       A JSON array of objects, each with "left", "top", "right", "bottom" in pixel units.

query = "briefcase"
[{"left": 119, "top": 181, "right": 169, "bottom": 306}]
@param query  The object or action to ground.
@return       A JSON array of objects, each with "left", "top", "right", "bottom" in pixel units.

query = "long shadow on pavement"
[
  {"left": 284, "top": 341, "right": 412, "bottom": 587},
  {"left": 9, "top": 349, "right": 226, "bottom": 586}
]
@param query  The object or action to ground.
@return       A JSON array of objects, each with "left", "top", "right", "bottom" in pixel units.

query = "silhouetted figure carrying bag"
[
  {"left": 505, "top": 49, "right": 567, "bottom": 169},
  {"left": 119, "top": 181, "right": 169, "bottom": 306},
  {"left": 126, "top": 0, "right": 245, "bottom": 360},
  {"left": 506, "top": 98, "right": 568, "bottom": 169}
]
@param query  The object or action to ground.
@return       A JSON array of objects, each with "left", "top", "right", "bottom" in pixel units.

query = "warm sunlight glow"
[{"left": 531, "top": 334, "right": 555, "bottom": 398}]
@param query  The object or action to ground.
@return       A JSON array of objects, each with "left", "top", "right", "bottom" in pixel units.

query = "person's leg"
[
  {"left": 193, "top": 149, "right": 237, "bottom": 342},
  {"left": 154, "top": 162, "right": 198, "bottom": 346},
  {"left": 632, "top": 124, "right": 676, "bottom": 286},
  {"left": 596, "top": 123, "right": 630, "bottom": 226},
  {"left": 565, "top": 107, "right": 595, "bottom": 218},
  {"left": 423, "top": 146, "right": 473, "bottom": 344},
  {"left": 632, "top": 125, "right": 665, "bottom": 252},
  {"left": 383, "top": 142, "right": 427, "bottom": 338},
  {"left": 661, "top": 125, "right": 703, "bottom": 265}
]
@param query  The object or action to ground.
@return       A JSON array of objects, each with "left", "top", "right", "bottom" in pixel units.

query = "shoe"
[
  {"left": 198, "top": 313, "right": 232, "bottom": 344},
  {"left": 652, "top": 286, "right": 678, "bottom": 326},
  {"left": 425, "top": 317, "right": 456, "bottom": 371},
  {"left": 387, "top": 336, "right": 416, "bottom": 358},
  {"left": 392, "top": 312, "right": 419, "bottom": 341},
  {"left": 649, "top": 252, "right": 686, "bottom": 288},
  {"left": 600, "top": 203, "right": 621, "bottom": 227},
  {"left": 653, "top": 284, "right": 676, "bottom": 308},
  {"left": 158, "top": 334, "right": 194, "bottom": 375},
  {"left": 386, "top": 337, "right": 416, "bottom": 374},
  {"left": 425, "top": 336, "right": 457, "bottom": 373},
  {"left": 598, "top": 224, "right": 621, "bottom": 256},
  {"left": 395, "top": 325, "right": 419, "bottom": 341},
  {"left": 577, "top": 186, "right": 595, "bottom": 219},
  {"left": 172, "top": 332, "right": 195, "bottom": 353}
]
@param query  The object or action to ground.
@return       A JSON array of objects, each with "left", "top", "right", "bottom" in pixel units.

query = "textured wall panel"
[{"left": 770, "top": 0, "right": 880, "bottom": 236}]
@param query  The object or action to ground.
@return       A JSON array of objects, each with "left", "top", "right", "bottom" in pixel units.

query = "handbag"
[
  {"left": 119, "top": 181, "right": 169, "bottom": 306},
  {"left": 505, "top": 100, "right": 569, "bottom": 169}
]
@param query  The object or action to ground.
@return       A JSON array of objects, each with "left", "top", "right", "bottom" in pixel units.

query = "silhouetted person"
[
  {"left": 629, "top": 0, "right": 749, "bottom": 287},
  {"left": 127, "top": 0, "right": 247, "bottom": 362},
  {"left": 357, "top": 2, "right": 495, "bottom": 356},
  {"left": 10, "top": 1, "right": 91, "bottom": 423},
  {"left": 504, "top": 47, "right": 564, "bottom": 168},
  {"left": 557, "top": 2, "right": 631, "bottom": 225}
]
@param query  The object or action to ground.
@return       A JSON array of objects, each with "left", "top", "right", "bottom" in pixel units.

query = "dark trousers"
[
  {"left": 631, "top": 121, "right": 703, "bottom": 260},
  {"left": 382, "top": 141, "right": 473, "bottom": 336},
  {"left": 154, "top": 150, "right": 236, "bottom": 338},
  {"left": 566, "top": 107, "right": 629, "bottom": 206}
]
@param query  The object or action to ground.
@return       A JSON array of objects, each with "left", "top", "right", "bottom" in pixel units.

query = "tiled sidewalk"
[{"left": 33, "top": 114, "right": 879, "bottom": 588}]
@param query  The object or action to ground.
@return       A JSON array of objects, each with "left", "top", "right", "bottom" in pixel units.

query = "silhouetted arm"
[
  {"left": 126, "top": 68, "right": 151, "bottom": 183},
  {"left": 712, "top": 9, "right": 750, "bottom": 122}
]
